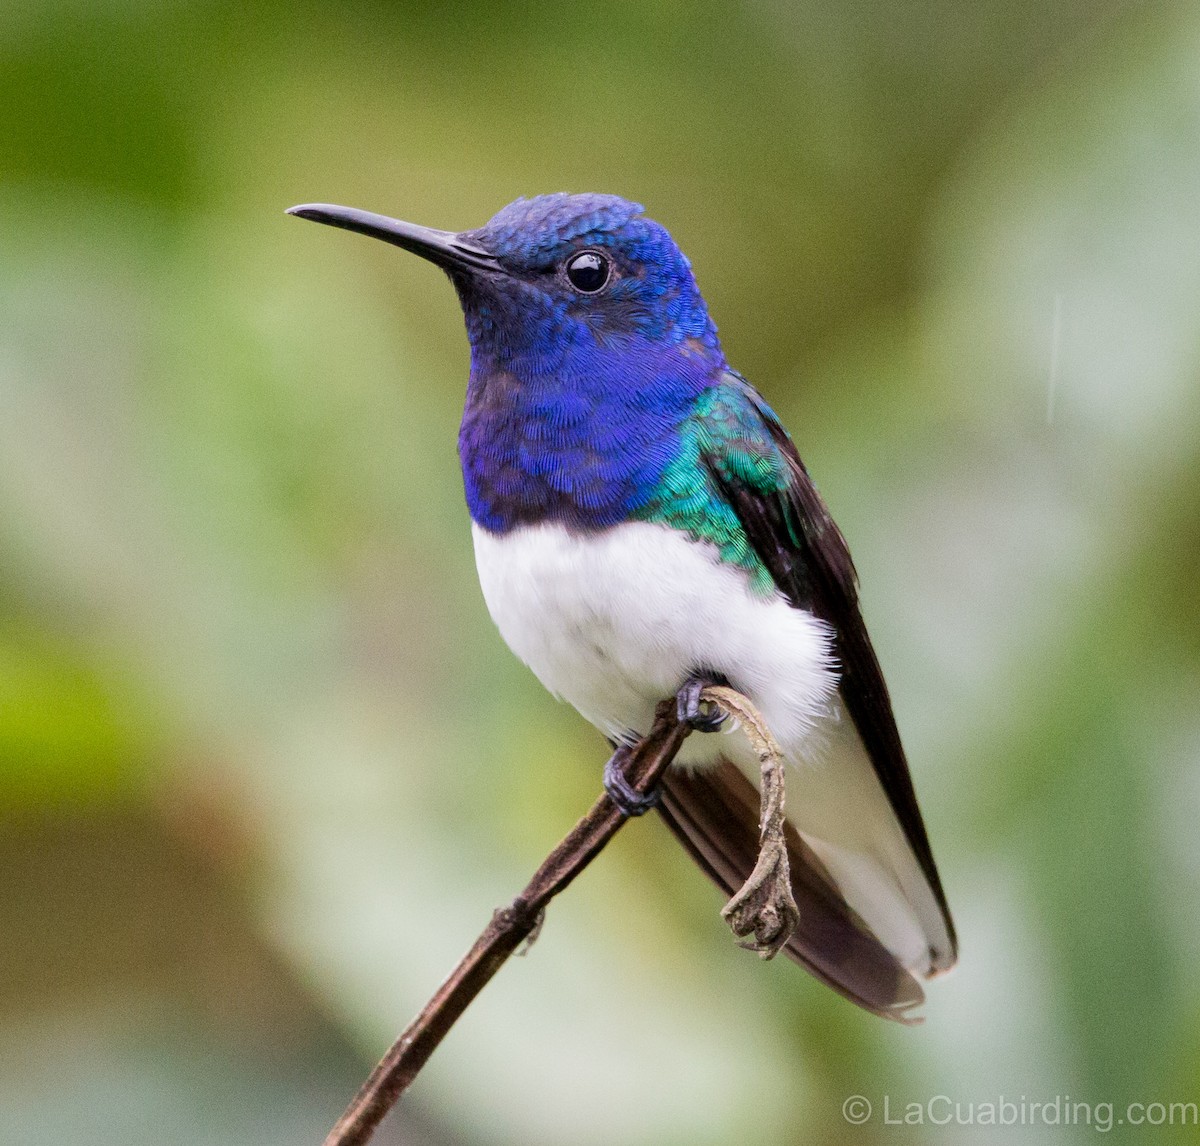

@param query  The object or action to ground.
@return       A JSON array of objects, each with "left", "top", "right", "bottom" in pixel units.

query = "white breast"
[
  {"left": 471, "top": 520, "right": 838, "bottom": 767},
  {"left": 471, "top": 519, "right": 953, "bottom": 976}
]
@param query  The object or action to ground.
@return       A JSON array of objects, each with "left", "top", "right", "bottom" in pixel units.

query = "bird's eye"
[{"left": 565, "top": 250, "right": 610, "bottom": 293}]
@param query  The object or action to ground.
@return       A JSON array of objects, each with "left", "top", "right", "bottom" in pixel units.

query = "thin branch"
[
  {"left": 321, "top": 698, "right": 691, "bottom": 1146},
  {"left": 320, "top": 685, "right": 794, "bottom": 1146}
]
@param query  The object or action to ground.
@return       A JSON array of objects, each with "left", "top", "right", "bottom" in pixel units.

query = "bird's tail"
[{"left": 657, "top": 758, "right": 931, "bottom": 1022}]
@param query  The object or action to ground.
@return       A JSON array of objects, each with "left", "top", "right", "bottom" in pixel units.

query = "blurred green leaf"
[{"left": 3, "top": 1, "right": 1200, "bottom": 1143}]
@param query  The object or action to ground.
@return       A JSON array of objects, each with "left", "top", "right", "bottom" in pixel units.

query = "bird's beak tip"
[{"left": 286, "top": 203, "right": 327, "bottom": 221}]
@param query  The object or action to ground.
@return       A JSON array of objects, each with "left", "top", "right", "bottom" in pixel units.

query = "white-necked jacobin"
[{"left": 288, "top": 193, "right": 956, "bottom": 1020}]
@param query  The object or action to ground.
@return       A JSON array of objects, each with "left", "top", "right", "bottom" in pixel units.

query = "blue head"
[
  {"left": 288, "top": 193, "right": 729, "bottom": 531},
  {"left": 454, "top": 193, "right": 720, "bottom": 369}
]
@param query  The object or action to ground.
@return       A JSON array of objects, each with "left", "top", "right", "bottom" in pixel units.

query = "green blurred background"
[{"left": 3, "top": 1, "right": 1200, "bottom": 1143}]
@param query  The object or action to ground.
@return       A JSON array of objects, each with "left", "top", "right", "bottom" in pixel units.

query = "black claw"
[
  {"left": 677, "top": 676, "right": 726, "bottom": 732},
  {"left": 603, "top": 745, "right": 660, "bottom": 816}
]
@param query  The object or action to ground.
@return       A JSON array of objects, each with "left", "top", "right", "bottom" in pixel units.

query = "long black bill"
[{"left": 286, "top": 203, "right": 500, "bottom": 274}]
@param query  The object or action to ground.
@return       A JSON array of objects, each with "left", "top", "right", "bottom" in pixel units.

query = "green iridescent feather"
[{"left": 634, "top": 375, "right": 790, "bottom": 594}]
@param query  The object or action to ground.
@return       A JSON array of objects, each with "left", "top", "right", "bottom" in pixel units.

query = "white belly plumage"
[
  {"left": 472, "top": 519, "right": 837, "bottom": 765},
  {"left": 471, "top": 520, "right": 950, "bottom": 976}
]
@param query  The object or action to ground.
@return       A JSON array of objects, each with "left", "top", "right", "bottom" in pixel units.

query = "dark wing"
[
  {"left": 654, "top": 374, "right": 955, "bottom": 1019},
  {"left": 709, "top": 379, "right": 955, "bottom": 954}
]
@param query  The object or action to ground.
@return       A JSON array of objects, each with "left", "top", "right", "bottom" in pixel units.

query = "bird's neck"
[{"left": 459, "top": 336, "right": 726, "bottom": 533}]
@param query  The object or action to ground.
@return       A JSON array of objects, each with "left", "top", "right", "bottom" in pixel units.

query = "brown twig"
[
  {"left": 321, "top": 698, "right": 692, "bottom": 1146},
  {"left": 321, "top": 685, "right": 795, "bottom": 1146},
  {"left": 708, "top": 685, "right": 799, "bottom": 957}
]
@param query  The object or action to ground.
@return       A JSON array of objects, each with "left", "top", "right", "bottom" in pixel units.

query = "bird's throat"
[{"left": 458, "top": 339, "right": 723, "bottom": 534}]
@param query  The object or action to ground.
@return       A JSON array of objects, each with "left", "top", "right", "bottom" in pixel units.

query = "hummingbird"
[{"left": 288, "top": 193, "right": 956, "bottom": 1020}]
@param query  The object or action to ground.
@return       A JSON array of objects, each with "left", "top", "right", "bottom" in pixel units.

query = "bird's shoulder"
[{"left": 676, "top": 370, "right": 859, "bottom": 609}]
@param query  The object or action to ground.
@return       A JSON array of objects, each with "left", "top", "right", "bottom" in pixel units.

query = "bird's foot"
[
  {"left": 605, "top": 677, "right": 727, "bottom": 815},
  {"left": 677, "top": 675, "right": 727, "bottom": 732},
  {"left": 603, "top": 744, "right": 660, "bottom": 816}
]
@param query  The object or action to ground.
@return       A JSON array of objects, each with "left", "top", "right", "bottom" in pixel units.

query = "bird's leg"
[
  {"left": 603, "top": 743, "right": 661, "bottom": 816},
  {"left": 677, "top": 674, "right": 727, "bottom": 732}
]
